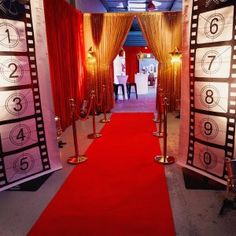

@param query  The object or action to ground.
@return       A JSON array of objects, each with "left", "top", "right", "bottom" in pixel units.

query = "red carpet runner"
[{"left": 28, "top": 113, "right": 175, "bottom": 236}]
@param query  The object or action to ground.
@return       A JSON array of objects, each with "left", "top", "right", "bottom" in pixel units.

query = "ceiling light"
[{"left": 147, "top": 1, "right": 156, "bottom": 11}]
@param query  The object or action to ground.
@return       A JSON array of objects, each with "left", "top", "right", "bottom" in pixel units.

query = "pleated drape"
[
  {"left": 83, "top": 13, "right": 134, "bottom": 111},
  {"left": 44, "top": 0, "right": 85, "bottom": 129},
  {"left": 137, "top": 12, "right": 182, "bottom": 110}
]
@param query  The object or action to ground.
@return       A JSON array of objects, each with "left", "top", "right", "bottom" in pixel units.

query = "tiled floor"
[{"left": 0, "top": 87, "right": 236, "bottom": 236}]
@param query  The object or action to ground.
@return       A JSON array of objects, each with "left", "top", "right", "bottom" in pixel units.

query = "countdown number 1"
[{"left": 5, "top": 29, "right": 11, "bottom": 44}]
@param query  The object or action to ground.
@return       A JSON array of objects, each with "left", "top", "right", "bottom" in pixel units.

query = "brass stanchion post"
[
  {"left": 67, "top": 99, "right": 87, "bottom": 164},
  {"left": 88, "top": 90, "right": 102, "bottom": 139},
  {"left": 100, "top": 85, "right": 110, "bottom": 123},
  {"left": 153, "top": 92, "right": 164, "bottom": 138},
  {"left": 154, "top": 97, "right": 175, "bottom": 164},
  {"left": 153, "top": 84, "right": 162, "bottom": 123}
]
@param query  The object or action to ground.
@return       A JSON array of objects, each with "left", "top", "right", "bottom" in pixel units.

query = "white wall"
[{"left": 75, "top": 0, "right": 107, "bottom": 12}]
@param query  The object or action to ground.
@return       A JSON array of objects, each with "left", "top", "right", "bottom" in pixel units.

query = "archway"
[{"left": 83, "top": 12, "right": 182, "bottom": 112}]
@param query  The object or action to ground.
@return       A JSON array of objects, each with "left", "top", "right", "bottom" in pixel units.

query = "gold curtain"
[
  {"left": 137, "top": 12, "right": 182, "bottom": 110},
  {"left": 83, "top": 13, "right": 134, "bottom": 111}
]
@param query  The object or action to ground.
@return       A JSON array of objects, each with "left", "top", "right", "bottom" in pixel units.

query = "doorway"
[{"left": 112, "top": 19, "right": 158, "bottom": 112}]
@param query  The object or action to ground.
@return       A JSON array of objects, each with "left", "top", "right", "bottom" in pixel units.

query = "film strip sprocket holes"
[
  {"left": 187, "top": 0, "right": 236, "bottom": 181},
  {"left": 0, "top": 2, "right": 50, "bottom": 188}
]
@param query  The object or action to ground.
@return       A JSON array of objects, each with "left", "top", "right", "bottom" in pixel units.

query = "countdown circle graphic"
[
  {"left": 200, "top": 85, "right": 220, "bottom": 109},
  {"left": 9, "top": 123, "right": 31, "bottom": 146},
  {"left": 0, "top": 23, "right": 20, "bottom": 48},
  {"left": 199, "top": 117, "right": 219, "bottom": 140},
  {"left": 201, "top": 50, "right": 222, "bottom": 75},
  {"left": 204, "top": 13, "right": 225, "bottom": 39},
  {"left": 13, "top": 153, "right": 35, "bottom": 175},
  {"left": 199, "top": 148, "right": 217, "bottom": 170},
  {"left": 0, "top": 59, "right": 24, "bottom": 83},
  {"left": 5, "top": 93, "right": 28, "bottom": 116}
]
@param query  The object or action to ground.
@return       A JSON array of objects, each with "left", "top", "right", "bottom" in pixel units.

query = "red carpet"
[{"left": 28, "top": 113, "right": 175, "bottom": 236}]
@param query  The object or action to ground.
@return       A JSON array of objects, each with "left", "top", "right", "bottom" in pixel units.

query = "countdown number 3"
[
  {"left": 13, "top": 97, "right": 23, "bottom": 112},
  {"left": 5, "top": 93, "right": 28, "bottom": 116}
]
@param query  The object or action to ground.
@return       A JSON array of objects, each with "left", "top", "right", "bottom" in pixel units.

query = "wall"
[{"left": 75, "top": 0, "right": 107, "bottom": 12}]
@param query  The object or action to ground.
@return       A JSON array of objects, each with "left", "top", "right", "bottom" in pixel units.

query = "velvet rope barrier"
[
  {"left": 67, "top": 98, "right": 87, "bottom": 165},
  {"left": 154, "top": 97, "right": 175, "bottom": 165},
  {"left": 78, "top": 97, "right": 93, "bottom": 122}
]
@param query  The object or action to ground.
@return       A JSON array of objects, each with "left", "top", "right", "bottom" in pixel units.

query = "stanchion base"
[
  {"left": 67, "top": 155, "right": 87, "bottom": 165},
  {"left": 153, "top": 131, "right": 164, "bottom": 138},
  {"left": 175, "top": 113, "right": 180, "bottom": 119},
  {"left": 153, "top": 118, "right": 160, "bottom": 123},
  {"left": 154, "top": 155, "right": 175, "bottom": 165},
  {"left": 87, "top": 133, "right": 102, "bottom": 139},
  {"left": 100, "top": 118, "right": 110, "bottom": 123},
  {"left": 153, "top": 119, "right": 164, "bottom": 123}
]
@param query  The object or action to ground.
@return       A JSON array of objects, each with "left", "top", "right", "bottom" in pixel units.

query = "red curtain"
[
  {"left": 44, "top": 0, "right": 85, "bottom": 130},
  {"left": 124, "top": 46, "right": 151, "bottom": 83}
]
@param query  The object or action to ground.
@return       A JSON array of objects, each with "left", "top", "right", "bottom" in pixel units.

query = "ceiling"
[
  {"left": 99, "top": 0, "right": 182, "bottom": 46},
  {"left": 100, "top": 0, "right": 182, "bottom": 12}
]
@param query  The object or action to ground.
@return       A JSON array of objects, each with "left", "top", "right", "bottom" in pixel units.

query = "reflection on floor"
[
  {"left": 112, "top": 85, "right": 156, "bottom": 113},
  {"left": 0, "top": 86, "right": 236, "bottom": 236}
]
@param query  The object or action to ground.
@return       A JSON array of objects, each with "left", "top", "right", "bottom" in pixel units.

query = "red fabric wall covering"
[
  {"left": 44, "top": 0, "right": 85, "bottom": 130},
  {"left": 123, "top": 46, "right": 151, "bottom": 83}
]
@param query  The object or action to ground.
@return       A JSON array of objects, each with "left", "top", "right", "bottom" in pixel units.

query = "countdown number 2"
[{"left": 8, "top": 63, "right": 18, "bottom": 79}]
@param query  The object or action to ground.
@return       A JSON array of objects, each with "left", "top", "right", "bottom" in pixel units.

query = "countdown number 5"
[{"left": 20, "top": 157, "right": 29, "bottom": 171}]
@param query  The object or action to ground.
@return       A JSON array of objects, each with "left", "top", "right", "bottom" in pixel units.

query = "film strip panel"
[
  {"left": 187, "top": 0, "right": 236, "bottom": 181},
  {"left": 0, "top": 1, "right": 50, "bottom": 188}
]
